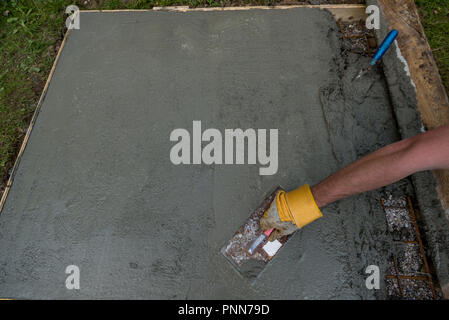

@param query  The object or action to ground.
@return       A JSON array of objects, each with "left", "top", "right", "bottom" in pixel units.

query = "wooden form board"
[
  {"left": 84, "top": 4, "right": 368, "bottom": 22},
  {"left": 377, "top": 0, "right": 449, "bottom": 210}
]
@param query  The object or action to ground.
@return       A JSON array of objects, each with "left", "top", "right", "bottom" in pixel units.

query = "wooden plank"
[
  {"left": 377, "top": 0, "right": 449, "bottom": 211},
  {"left": 153, "top": 5, "right": 367, "bottom": 22},
  {"left": 84, "top": 5, "right": 367, "bottom": 22}
]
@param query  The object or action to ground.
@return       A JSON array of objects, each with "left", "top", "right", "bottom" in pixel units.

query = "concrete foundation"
[{"left": 0, "top": 8, "right": 422, "bottom": 299}]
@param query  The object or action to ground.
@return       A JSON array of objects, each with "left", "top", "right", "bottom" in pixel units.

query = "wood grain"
[{"left": 87, "top": 5, "right": 367, "bottom": 22}]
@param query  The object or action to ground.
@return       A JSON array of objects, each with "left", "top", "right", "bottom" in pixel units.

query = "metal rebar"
[
  {"left": 392, "top": 255, "right": 404, "bottom": 297},
  {"left": 407, "top": 197, "right": 437, "bottom": 300}
]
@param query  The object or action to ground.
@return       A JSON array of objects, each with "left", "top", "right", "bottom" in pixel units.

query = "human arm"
[
  {"left": 311, "top": 123, "right": 449, "bottom": 207},
  {"left": 261, "top": 124, "right": 449, "bottom": 239}
]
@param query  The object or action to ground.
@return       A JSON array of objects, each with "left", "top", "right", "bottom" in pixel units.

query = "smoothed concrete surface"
[{"left": 0, "top": 9, "right": 400, "bottom": 299}]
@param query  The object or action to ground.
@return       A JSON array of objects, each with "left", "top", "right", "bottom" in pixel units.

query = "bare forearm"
[{"left": 311, "top": 124, "right": 449, "bottom": 208}]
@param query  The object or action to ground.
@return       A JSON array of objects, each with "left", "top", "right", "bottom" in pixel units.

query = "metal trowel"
[{"left": 221, "top": 187, "right": 292, "bottom": 279}]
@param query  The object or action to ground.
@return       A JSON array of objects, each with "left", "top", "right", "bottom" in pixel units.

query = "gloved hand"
[{"left": 260, "top": 185, "right": 323, "bottom": 241}]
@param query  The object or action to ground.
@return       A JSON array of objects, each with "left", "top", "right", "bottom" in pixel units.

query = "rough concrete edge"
[{"left": 367, "top": 0, "right": 449, "bottom": 299}]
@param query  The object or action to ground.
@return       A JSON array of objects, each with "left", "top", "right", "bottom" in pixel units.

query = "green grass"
[
  {"left": 0, "top": 0, "right": 448, "bottom": 192},
  {"left": 0, "top": 0, "right": 73, "bottom": 188},
  {"left": 416, "top": 0, "right": 449, "bottom": 92}
]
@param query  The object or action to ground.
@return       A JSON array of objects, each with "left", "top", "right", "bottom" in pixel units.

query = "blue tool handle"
[{"left": 370, "top": 29, "right": 398, "bottom": 66}]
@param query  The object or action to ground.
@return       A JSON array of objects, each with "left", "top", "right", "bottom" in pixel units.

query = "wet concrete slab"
[{"left": 0, "top": 8, "right": 402, "bottom": 299}]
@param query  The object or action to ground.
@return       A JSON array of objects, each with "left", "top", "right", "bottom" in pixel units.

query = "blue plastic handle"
[{"left": 370, "top": 29, "right": 399, "bottom": 66}]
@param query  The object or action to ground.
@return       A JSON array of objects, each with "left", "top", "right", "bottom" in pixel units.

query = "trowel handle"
[{"left": 370, "top": 29, "right": 398, "bottom": 66}]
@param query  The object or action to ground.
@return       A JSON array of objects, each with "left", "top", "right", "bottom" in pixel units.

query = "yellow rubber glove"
[{"left": 260, "top": 185, "right": 323, "bottom": 241}]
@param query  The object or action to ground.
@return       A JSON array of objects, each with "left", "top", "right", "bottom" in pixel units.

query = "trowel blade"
[
  {"left": 221, "top": 186, "right": 291, "bottom": 280},
  {"left": 354, "top": 66, "right": 371, "bottom": 81}
]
